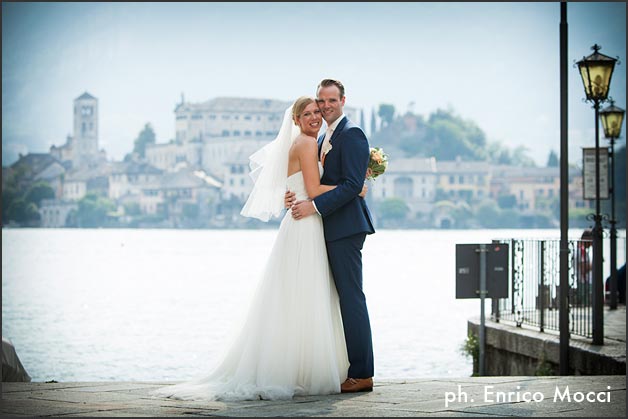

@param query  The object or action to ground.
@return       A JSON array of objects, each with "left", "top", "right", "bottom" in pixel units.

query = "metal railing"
[{"left": 491, "top": 235, "right": 626, "bottom": 340}]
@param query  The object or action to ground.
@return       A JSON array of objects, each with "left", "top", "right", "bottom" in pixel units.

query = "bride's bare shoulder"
[{"left": 294, "top": 133, "right": 317, "bottom": 146}]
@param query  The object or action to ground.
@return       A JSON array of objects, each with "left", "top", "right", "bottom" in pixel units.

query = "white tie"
[{"left": 320, "top": 127, "right": 333, "bottom": 163}]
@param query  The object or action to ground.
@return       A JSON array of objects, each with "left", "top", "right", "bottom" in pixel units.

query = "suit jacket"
[{"left": 313, "top": 116, "right": 375, "bottom": 242}]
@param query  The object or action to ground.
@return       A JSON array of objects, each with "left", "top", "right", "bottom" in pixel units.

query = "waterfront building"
[
  {"left": 220, "top": 142, "right": 264, "bottom": 202},
  {"left": 147, "top": 96, "right": 359, "bottom": 177},
  {"left": 489, "top": 165, "right": 585, "bottom": 213},
  {"left": 5, "top": 153, "right": 66, "bottom": 193},
  {"left": 38, "top": 199, "right": 78, "bottom": 228},
  {"left": 108, "top": 161, "right": 163, "bottom": 200},
  {"left": 369, "top": 156, "right": 438, "bottom": 220},
  {"left": 158, "top": 167, "right": 222, "bottom": 226},
  {"left": 145, "top": 97, "right": 289, "bottom": 176},
  {"left": 33, "top": 160, "right": 66, "bottom": 199},
  {"left": 173, "top": 96, "right": 290, "bottom": 143},
  {"left": 436, "top": 159, "right": 492, "bottom": 203}
]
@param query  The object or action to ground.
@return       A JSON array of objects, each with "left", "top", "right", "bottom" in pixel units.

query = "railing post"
[
  {"left": 511, "top": 239, "right": 516, "bottom": 316},
  {"left": 491, "top": 239, "right": 501, "bottom": 323},
  {"left": 492, "top": 298, "right": 500, "bottom": 323},
  {"left": 540, "top": 241, "right": 545, "bottom": 332}
]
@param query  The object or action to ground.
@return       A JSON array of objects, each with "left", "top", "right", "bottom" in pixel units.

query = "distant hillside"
[{"left": 371, "top": 105, "right": 536, "bottom": 167}]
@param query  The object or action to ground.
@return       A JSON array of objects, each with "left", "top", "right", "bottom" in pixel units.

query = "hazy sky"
[{"left": 2, "top": 2, "right": 626, "bottom": 166}]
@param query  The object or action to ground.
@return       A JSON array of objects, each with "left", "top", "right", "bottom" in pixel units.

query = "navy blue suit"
[{"left": 314, "top": 116, "right": 375, "bottom": 379}]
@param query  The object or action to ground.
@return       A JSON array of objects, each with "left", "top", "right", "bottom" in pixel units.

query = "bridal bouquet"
[{"left": 366, "top": 147, "right": 388, "bottom": 181}]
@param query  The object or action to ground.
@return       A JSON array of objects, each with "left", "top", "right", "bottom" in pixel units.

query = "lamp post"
[
  {"left": 576, "top": 44, "right": 618, "bottom": 345},
  {"left": 600, "top": 99, "right": 625, "bottom": 310}
]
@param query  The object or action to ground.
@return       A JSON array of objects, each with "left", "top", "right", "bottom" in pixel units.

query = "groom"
[{"left": 287, "top": 79, "right": 376, "bottom": 393}]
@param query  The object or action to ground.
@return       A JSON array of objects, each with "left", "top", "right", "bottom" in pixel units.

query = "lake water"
[{"left": 1, "top": 228, "right": 616, "bottom": 382}]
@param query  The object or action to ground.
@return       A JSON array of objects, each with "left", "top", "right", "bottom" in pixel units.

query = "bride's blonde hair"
[{"left": 292, "top": 96, "right": 316, "bottom": 126}]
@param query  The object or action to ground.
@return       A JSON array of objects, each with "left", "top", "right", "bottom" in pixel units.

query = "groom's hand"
[
  {"left": 291, "top": 200, "right": 316, "bottom": 220},
  {"left": 359, "top": 184, "right": 368, "bottom": 198},
  {"left": 285, "top": 190, "right": 296, "bottom": 209}
]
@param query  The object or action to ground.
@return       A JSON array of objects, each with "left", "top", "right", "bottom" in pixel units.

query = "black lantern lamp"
[
  {"left": 576, "top": 44, "right": 619, "bottom": 344},
  {"left": 600, "top": 99, "right": 625, "bottom": 310}
]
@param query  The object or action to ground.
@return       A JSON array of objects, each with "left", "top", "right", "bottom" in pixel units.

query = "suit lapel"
[
  {"left": 329, "top": 116, "right": 348, "bottom": 145},
  {"left": 317, "top": 133, "right": 325, "bottom": 160}
]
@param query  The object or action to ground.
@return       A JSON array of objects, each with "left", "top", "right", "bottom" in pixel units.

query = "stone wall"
[{"left": 467, "top": 318, "right": 625, "bottom": 376}]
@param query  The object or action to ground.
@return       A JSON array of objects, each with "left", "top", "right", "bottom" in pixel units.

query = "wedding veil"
[{"left": 240, "top": 105, "right": 300, "bottom": 222}]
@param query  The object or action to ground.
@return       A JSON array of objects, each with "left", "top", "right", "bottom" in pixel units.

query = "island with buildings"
[{"left": 2, "top": 92, "right": 597, "bottom": 229}]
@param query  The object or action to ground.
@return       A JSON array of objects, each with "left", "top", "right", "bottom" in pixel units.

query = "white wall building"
[
  {"left": 108, "top": 162, "right": 163, "bottom": 200},
  {"left": 436, "top": 160, "right": 492, "bottom": 203},
  {"left": 62, "top": 177, "right": 87, "bottom": 201},
  {"left": 220, "top": 143, "right": 264, "bottom": 202},
  {"left": 145, "top": 142, "right": 203, "bottom": 172},
  {"left": 147, "top": 96, "right": 361, "bottom": 178},
  {"left": 39, "top": 199, "right": 77, "bottom": 228},
  {"left": 370, "top": 157, "right": 438, "bottom": 218},
  {"left": 173, "top": 97, "right": 290, "bottom": 143}
]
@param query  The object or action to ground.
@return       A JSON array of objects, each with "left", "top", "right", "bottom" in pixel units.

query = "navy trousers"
[{"left": 326, "top": 233, "right": 374, "bottom": 378}]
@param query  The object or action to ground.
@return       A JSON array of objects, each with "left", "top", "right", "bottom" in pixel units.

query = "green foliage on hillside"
[
  {"left": 133, "top": 123, "right": 156, "bottom": 158},
  {"left": 370, "top": 105, "right": 536, "bottom": 166},
  {"left": 77, "top": 193, "right": 116, "bottom": 227},
  {"left": 2, "top": 175, "right": 55, "bottom": 225}
]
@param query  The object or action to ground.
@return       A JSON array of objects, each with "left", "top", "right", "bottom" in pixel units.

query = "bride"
[{"left": 152, "top": 97, "right": 366, "bottom": 401}]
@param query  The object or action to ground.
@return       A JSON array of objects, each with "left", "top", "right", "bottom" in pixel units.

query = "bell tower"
[{"left": 73, "top": 92, "right": 98, "bottom": 166}]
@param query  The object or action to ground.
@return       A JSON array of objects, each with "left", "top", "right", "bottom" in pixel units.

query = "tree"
[
  {"left": 452, "top": 201, "right": 474, "bottom": 228},
  {"left": 369, "top": 105, "right": 533, "bottom": 168},
  {"left": 399, "top": 121, "right": 427, "bottom": 155},
  {"left": 24, "top": 182, "right": 55, "bottom": 206},
  {"left": 430, "top": 119, "right": 473, "bottom": 160},
  {"left": 425, "top": 108, "right": 488, "bottom": 161},
  {"left": 3, "top": 180, "right": 54, "bottom": 225},
  {"left": 377, "top": 104, "right": 395, "bottom": 127},
  {"left": 378, "top": 198, "right": 409, "bottom": 222},
  {"left": 547, "top": 150, "right": 559, "bottom": 167},
  {"left": 497, "top": 194, "right": 517, "bottom": 209},
  {"left": 182, "top": 203, "right": 199, "bottom": 219},
  {"left": 123, "top": 202, "right": 141, "bottom": 216},
  {"left": 475, "top": 199, "right": 502, "bottom": 228},
  {"left": 133, "top": 123, "right": 156, "bottom": 158},
  {"left": 486, "top": 142, "right": 508, "bottom": 164},
  {"left": 497, "top": 208, "right": 521, "bottom": 228},
  {"left": 511, "top": 146, "right": 536, "bottom": 167},
  {"left": 7, "top": 198, "right": 40, "bottom": 224},
  {"left": 2, "top": 186, "right": 19, "bottom": 224},
  {"left": 77, "top": 193, "right": 115, "bottom": 227},
  {"left": 569, "top": 208, "right": 593, "bottom": 228},
  {"left": 370, "top": 108, "right": 377, "bottom": 135}
]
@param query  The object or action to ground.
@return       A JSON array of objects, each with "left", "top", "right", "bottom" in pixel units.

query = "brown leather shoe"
[{"left": 341, "top": 377, "right": 373, "bottom": 393}]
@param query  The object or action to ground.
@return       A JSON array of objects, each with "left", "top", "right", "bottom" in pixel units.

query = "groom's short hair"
[{"left": 317, "top": 79, "right": 345, "bottom": 99}]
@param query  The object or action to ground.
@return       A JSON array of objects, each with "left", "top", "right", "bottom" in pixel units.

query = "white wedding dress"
[{"left": 153, "top": 164, "right": 349, "bottom": 401}]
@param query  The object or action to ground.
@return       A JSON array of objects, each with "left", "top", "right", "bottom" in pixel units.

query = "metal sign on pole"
[
  {"left": 456, "top": 244, "right": 509, "bottom": 299},
  {"left": 456, "top": 243, "right": 509, "bottom": 376}
]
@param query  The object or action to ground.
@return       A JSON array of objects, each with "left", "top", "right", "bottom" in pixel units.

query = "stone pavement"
[{"left": 1, "top": 375, "right": 625, "bottom": 417}]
